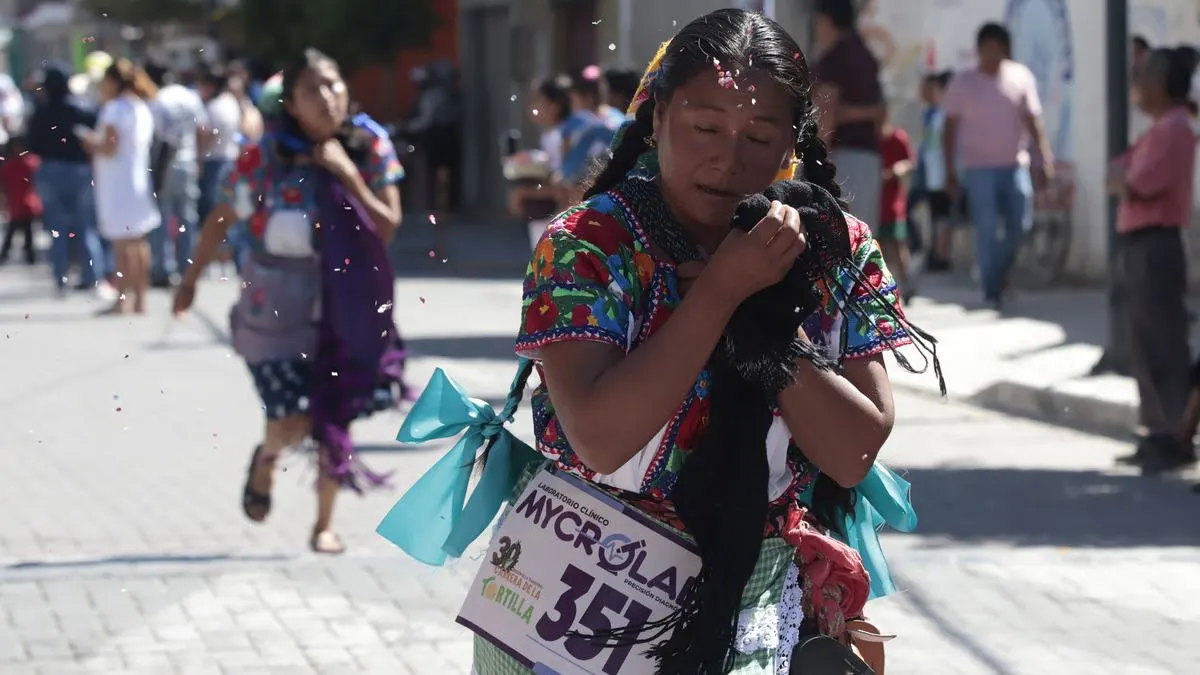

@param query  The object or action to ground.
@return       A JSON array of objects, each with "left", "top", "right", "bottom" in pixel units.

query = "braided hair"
[
  {"left": 578, "top": 10, "right": 860, "bottom": 672},
  {"left": 584, "top": 12, "right": 855, "bottom": 541}
]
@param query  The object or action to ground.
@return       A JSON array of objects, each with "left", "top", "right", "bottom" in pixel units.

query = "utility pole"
[{"left": 1093, "top": 0, "right": 1130, "bottom": 376}]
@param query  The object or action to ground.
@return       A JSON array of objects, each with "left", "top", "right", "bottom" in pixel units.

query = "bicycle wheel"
[{"left": 1016, "top": 208, "right": 1072, "bottom": 287}]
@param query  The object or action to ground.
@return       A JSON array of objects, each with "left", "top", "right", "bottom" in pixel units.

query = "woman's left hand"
[{"left": 313, "top": 138, "right": 357, "bottom": 178}]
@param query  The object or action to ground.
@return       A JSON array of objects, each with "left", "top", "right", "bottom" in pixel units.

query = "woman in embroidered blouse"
[
  {"left": 171, "top": 49, "right": 406, "bottom": 554},
  {"left": 472, "top": 9, "right": 916, "bottom": 674}
]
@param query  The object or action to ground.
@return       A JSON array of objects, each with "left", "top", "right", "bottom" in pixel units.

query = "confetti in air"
[{"left": 713, "top": 59, "right": 736, "bottom": 90}]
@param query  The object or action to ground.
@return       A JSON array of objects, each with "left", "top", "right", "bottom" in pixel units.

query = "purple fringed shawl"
[{"left": 311, "top": 169, "right": 407, "bottom": 492}]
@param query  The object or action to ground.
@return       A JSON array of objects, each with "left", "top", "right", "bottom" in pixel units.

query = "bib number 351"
[{"left": 535, "top": 564, "right": 654, "bottom": 674}]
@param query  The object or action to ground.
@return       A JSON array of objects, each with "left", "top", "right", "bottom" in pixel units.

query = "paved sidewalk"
[
  {"left": 1, "top": 232, "right": 1198, "bottom": 674},
  {"left": 889, "top": 273, "right": 1200, "bottom": 445}
]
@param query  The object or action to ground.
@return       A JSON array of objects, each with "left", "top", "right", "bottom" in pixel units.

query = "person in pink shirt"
[
  {"left": 942, "top": 23, "right": 1054, "bottom": 309},
  {"left": 1108, "top": 47, "right": 1199, "bottom": 472}
]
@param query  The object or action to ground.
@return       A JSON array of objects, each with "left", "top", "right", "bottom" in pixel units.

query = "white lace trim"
[
  {"left": 733, "top": 562, "right": 805, "bottom": 664},
  {"left": 774, "top": 563, "right": 805, "bottom": 675},
  {"left": 734, "top": 604, "right": 779, "bottom": 654}
]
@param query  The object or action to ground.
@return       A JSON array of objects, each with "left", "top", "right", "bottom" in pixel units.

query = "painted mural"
[{"left": 1005, "top": 0, "right": 1074, "bottom": 164}]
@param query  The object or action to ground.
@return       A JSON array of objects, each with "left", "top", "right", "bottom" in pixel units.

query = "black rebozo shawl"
[{"left": 590, "top": 176, "right": 942, "bottom": 674}]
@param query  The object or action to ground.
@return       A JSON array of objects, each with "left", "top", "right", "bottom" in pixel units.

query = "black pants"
[
  {"left": 0, "top": 217, "right": 34, "bottom": 262},
  {"left": 1120, "top": 226, "right": 1192, "bottom": 435}
]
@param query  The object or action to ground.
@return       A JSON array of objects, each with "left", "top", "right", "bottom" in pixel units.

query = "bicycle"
[{"left": 1014, "top": 164, "right": 1074, "bottom": 287}]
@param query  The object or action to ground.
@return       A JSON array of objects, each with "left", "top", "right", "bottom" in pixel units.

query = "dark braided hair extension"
[
  {"left": 793, "top": 119, "right": 857, "bottom": 535},
  {"left": 583, "top": 98, "right": 655, "bottom": 199},
  {"left": 796, "top": 119, "right": 844, "bottom": 207},
  {"left": 476, "top": 359, "right": 537, "bottom": 469}
]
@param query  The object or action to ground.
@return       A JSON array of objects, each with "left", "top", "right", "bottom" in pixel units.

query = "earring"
[{"left": 644, "top": 135, "right": 657, "bottom": 148}]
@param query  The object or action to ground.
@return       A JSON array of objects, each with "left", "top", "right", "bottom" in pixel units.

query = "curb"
[{"left": 891, "top": 378, "right": 1137, "bottom": 441}]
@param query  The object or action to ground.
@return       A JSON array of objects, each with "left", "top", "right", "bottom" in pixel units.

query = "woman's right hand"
[
  {"left": 172, "top": 283, "right": 196, "bottom": 316},
  {"left": 702, "top": 200, "right": 806, "bottom": 306}
]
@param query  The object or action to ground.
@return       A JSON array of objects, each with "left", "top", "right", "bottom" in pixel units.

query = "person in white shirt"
[
  {"left": 198, "top": 66, "right": 243, "bottom": 222},
  {"left": 146, "top": 63, "right": 209, "bottom": 286},
  {"left": 0, "top": 73, "right": 25, "bottom": 148},
  {"left": 80, "top": 59, "right": 162, "bottom": 315}
]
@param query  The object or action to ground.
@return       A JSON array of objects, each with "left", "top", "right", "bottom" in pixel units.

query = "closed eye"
[{"left": 695, "top": 126, "right": 718, "bottom": 135}]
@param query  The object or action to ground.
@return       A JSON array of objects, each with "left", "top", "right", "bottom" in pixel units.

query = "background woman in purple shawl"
[{"left": 171, "top": 48, "right": 406, "bottom": 554}]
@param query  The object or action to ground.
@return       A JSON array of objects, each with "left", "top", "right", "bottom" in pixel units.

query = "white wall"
[{"left": 864, "top": 0, "right": 1200, "bottom": 282}]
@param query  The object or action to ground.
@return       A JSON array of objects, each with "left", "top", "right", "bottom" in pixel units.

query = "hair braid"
[
  {"left": 796, "top": 119, "right": 846, "bottom": 209},
  {"left": 584, "top": 98, "right": 656, "bottom": 199}
]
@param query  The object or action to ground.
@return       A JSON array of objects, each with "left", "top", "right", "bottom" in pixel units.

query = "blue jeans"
[
  {"left": 35, "top": 160, "right": 105, "bottom": 288},
  {"left": 963, "top": 165, "right": 1032, "bottom": 300},
  {"left": 149, "top": 163, "right": 199, "bottom": 279},
  {"left": 198, "top": 159, "right": 234, "bottom": 222}
]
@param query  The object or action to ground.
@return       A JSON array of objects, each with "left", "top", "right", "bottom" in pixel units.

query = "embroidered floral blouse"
[
  {"left": 221, "top": 132, "right": 405, "bottom": 252},
  {"left": 514, "top": 178, "right": 910, "bottom": 526}
]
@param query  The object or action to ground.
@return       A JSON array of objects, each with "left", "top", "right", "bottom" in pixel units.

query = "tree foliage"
[
  {"left": 80, "top": 0, "right": 441, "bottom": 72},
  {"left": 235, "top": 0, "right": 440, "bottom": 71},
  {"left": 80, "top": 0, "right": 209, "bottom": 26}
]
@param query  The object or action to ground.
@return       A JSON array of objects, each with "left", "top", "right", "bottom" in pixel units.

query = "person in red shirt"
[
  {"left": 0, "top": 137, "right": 42, "bottom": 265},
  {"left": 1108, "top": 47, "right": 1198, "bottom": 472},
  {"left": 878, "top": 116, "right": 914, "bottom": 295}
]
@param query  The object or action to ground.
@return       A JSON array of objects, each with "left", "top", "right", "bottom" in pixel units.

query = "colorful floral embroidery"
[
  {"left": 221, "top": 130, "right": 405, "bottom": 251},
  {"left": 515, "top": 185, "right": 910, "bottom": 525}
]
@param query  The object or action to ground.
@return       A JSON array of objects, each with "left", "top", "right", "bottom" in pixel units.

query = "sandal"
[
  {"left": 241, "top": 444, "right": 274, "bottom": 522},
  {"left": 310, "top": 529, "right": 346, "bottom": 555}
]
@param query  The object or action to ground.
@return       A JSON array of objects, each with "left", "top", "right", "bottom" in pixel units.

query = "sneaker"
[
  {"left": 93, "top": 281, "right": 118, "bottom": 302},
  {"left": 924, "top": 257, "right": 952, "bottom": 273},
  {"left": 1136, "top": 435, "right": 1198, "bottom": 475}
]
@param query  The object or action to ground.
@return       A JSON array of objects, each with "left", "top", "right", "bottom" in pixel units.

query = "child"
[
  {"left": 913, "top": 72, "right": 956, "bottom": 272},
  {"left": 0, "top": 137, "right": 41, "bottom": 265},
  {"left": 879, "top": 114, "right": 914, "bottom": 296}
]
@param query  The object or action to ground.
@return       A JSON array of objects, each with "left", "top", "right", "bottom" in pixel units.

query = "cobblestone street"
[{"left": 1, "top": 263, "right": 1198, "bottom": 674}]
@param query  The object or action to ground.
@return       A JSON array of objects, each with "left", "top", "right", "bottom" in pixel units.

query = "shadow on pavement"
[
  {"left": 407, "top": 334, "right": 518, "bottom": 362},
  {"left": 911, "top": 273, "right": 1200, "bottom": 364},
  {"left": 390, "top": 213, "right": 530, "bottom": 281},
  {"left": 895, "top": 464, "right": 1200, "bottom": 548},
  {"left": 5, "top": 552, "right": 291, "bottom": 572}
]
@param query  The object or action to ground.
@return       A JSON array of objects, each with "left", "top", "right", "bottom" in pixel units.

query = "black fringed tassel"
[{"left": 646, "top": 363, "right": 772, "bottom": 674}]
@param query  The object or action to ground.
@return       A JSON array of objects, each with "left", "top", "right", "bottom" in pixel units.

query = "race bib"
[{"left": 458, "top": 465, "right": 701, "bottom": 675}]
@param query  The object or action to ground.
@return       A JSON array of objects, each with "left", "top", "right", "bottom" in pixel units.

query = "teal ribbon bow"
[
  {"left": 842, "top": 463, "right": 918, "bottom": 599},
  {"left": 376, "top": 362, "right": 541, "bottom": 565}
]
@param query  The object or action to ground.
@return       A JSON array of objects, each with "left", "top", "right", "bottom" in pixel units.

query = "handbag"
[
  {"left": 789, "top": 618, "right": 892, "bottom": 675},
  {"left": 790, "top": 635, "right": 874, "bottom": 675}
]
